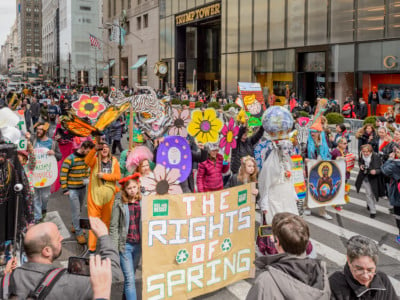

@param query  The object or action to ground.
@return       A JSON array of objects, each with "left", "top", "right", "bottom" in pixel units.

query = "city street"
[{"left": 44, "top": 139, "right": 400, "bottom": 299}]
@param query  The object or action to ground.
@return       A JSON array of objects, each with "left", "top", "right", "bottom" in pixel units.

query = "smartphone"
[
  {"left": 258, "top": 225, "right": 273, "bottom": 237},
  {"left": 68, "top": 256, "right": 90, "bottom": 276},
  {"left": 79, "top": 218, "right": 90, "bottom": 229}
]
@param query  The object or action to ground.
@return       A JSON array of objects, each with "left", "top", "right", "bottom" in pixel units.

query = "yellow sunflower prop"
[{"left": 187, "top": 108, "right": 223, "bottom": 144}]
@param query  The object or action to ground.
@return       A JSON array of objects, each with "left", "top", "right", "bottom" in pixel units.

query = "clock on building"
[{"left": 158, "top": 63, "right": 168, "bottom": 75}]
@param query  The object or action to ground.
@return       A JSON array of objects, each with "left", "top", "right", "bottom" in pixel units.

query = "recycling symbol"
[
  {"left": 221, "top": 238, "right": 232, "bottom": 252},
  {"left": 176, "top": 249, "right": 189, "bottom": 264}
]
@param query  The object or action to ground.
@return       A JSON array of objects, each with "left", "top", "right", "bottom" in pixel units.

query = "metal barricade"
[{"left": 344, "top": 119, "right": 364, "bottom": 156}]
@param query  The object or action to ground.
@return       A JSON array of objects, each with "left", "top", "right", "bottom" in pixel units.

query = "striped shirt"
[{"left": 60, "top": 152, "right": 90, "bottom": 192}]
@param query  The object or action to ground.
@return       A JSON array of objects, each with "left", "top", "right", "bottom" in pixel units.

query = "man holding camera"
[
  {"left": 1, "top": 217, "right": 122, "bottom": 300},
  {"left": 60, "top": 140, "right": 95, "bottom": 245},
  {"left": 246, "top": 212, "right": 331, "bottom": 299}
]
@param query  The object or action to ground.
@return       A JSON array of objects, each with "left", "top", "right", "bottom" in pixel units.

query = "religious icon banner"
[
  {"left": 141, "top": 184, "right": 256, "bottom": 300},
  {"left": 307, "top": 159, "right": 346, "bottom": 208}
]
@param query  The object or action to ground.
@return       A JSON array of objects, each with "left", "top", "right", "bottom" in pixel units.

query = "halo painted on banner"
[{"left": 318, "top": 162, "right": 333, "bottom": 177}]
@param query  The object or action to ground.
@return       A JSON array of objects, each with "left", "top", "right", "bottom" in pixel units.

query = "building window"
[
  {"left": 138, "top": 0, "right": 141, "bottom": 4},
  {"left": 137, "top": 16, "right": 141, "bottom": 30},
  {"left": 128, "top": 0, "right": 131, "bottom": 9},
  {"left": 124, "top": 21, "right": 130, "bottom": 33},
  {"left": 114, "top": 0, "right": 116, "bottom": 16},
  {"left": 143, "top": 14, "right": 148, "bottom": 28},
  {"left": 108, "top": 0, "right": 111, "bottom": 17},
  {"left": 80, "top": 6, "right": 91, "bottom": 11}
]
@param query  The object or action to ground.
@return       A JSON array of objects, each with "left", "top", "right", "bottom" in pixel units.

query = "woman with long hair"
[
  {"left": 86, "top": 142, "right": 121, "bottom": 252},
  {"left": 356, "top": 124, "right": 377, "bottom": 153},
  {"left": 110, "top": 174, "right": 142, "bottom": 300}
]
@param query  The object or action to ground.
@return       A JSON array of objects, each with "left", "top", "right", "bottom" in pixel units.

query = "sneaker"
[
  {"left": 320, "top": 213, "right": 333, "bottom": 220},
  {"left": 76, "top": 234, "right": 86, "bottom": 245},
  {"left": 334, "top": 206, "right": 342, "bottom": 212},
  {"left": 370, "top": 213, "right": 376, "bottom": 219},
  {"left": 303, "top": 209, "right": 311, "bottom": 216},
  {"left": 389, "top": 207, "right": 394, "bottom": 214},
  {"left": 70, "top": 225, "right": 75, "bottom": 234},
  {"left": 396, "top": 235, "right": 400, "bottom": 244}
]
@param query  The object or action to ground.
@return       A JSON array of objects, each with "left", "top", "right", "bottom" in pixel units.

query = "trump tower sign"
[{"left": 142, "top": 183, "right": 256, "bottom": 299}]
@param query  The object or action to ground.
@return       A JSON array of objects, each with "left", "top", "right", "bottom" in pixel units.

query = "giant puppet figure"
[{"left": 258, "top": 106, "right": 299, "bottom": 225}]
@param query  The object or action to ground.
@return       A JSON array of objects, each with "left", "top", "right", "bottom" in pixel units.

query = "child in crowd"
[{"left": 109, "top": 173, "right": 142, "bottom": 300}]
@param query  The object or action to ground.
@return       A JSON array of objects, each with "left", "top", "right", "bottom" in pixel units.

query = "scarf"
[{"left": 362, "top": 154, "right": 372, "bottom": 168}]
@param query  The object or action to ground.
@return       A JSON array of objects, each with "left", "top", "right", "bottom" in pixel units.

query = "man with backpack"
[
  {"left": 60, "top": 140, "right": 95, "bottom": 244},
  {"left": 0, "top": 217, "right": 122, "bottom": 300}
]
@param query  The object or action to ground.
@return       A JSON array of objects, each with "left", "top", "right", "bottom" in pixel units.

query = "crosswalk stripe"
[
  {"left": 310, "top": 239, "right": 400, "bottom": 296},
  {"left": 325, "top": 207, "right": 399, "bottom": 235},
  {"left": 306, "top": 215, "right": 400, "bottom": 261},
  {"left": 348, "top": 197, "right": 392, "bottom": 215}
]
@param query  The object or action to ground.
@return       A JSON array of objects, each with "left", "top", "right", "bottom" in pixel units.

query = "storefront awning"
[
  {"left": 103, "top": 60, "right": 115, "bottom": 70},
  {"left": 130, "top": 57, "right": 147, "bottom": 70}
]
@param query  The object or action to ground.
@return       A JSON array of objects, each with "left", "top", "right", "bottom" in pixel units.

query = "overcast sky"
[{"left": 0, "top": 2, "right": 16, "bottom": 46}]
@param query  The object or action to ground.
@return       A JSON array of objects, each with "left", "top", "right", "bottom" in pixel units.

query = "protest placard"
[
  {"left": 142, "top": 183, "right": 256, "bottom": 300},
  {"left": 307, "top": 159, "right": 346, "bottom": 208},
  {"left": 15, "top": 110, "right": 27, "bottom": 150},
  {"left": 32, "top": 147, "right": 58, "bottom": 188}
]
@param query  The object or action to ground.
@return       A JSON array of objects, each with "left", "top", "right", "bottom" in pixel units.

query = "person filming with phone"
[
  {"left": 246, "top": 212, "right": 331, "bottom": 299},
  {"left": 0, "top": 217, "right": 122, "bottom": 300}
]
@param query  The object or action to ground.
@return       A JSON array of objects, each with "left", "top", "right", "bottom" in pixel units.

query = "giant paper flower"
[
  {"left": 168, "top": 108, "right": 191, "bottom": 137},
  {"left": 140, "top": 164, "right": 183, "bottom": 195},
  {"left": 220, "top": 118, "right": 239, "bottom": 155},
  {"left": 187, "top": 108, "right": 223, "bottom": 143},
  {"left": 72, "top": 95, "right": 106, "bottom": 119}
]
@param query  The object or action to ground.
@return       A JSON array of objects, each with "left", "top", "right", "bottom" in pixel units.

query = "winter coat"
[
  {"left": 110, "top": 120, "right": 124, "bottom": 141},
  {"left": 109, "top": 197, "right": 141, "bottom": 253},
  {"left": 197, "top": 153, "right": 230, "bottom": 192},
  {"left": 356, "top": 130, "right": 377, "bottom": 154},
  {"left": 381, "top": 159, "right": 400, "bottom": 207},
  {"left": 6, "top": 235, "right": 123, "bottom": 300},
  {"left": 342, "top": 103, "right": 356, "bottom": 118},
  {"left": 231, "top": 126, "right": 264, "bottom": 174},
  {"left": 357, "top": 102, "right": 368, "bottom": 119},
  {"left": 246, "top": 253, "right": 331, "bottom": 300},
  {"left": 329, "top": 263, "right": 397, "bottom": 300},
  {"left": 355, "top": 153, "right": 386, "bottom": 200}
]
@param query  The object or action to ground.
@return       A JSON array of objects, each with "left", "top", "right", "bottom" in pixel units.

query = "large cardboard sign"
[
  {"left": 142, "top": 184, "right": 256, "bottom": 300},
  {"left": 307, "top": 159, "right": 346, "bottom": 208},
  {"left": 32, "top": 147, "right": 58, "bottom": 188}
]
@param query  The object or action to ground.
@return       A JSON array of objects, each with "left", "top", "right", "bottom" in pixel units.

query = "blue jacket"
[{"left": 381, "top": 159, "right": 400, "bottom": 207}]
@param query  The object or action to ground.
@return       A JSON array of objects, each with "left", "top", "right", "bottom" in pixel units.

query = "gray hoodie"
[{"left": 246, "top": 253, "right": 331, "bottom": 300}]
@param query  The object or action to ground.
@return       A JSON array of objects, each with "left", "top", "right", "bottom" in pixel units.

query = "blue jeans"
[
  {"left": 120, "top": 242, "right": 141, "bottom": 300},
  {"left": 69, "top": 187, "right": 86, "bottom": 235},
  {"left": 33, "top": 186, "right": 51, "bottom": 221}
]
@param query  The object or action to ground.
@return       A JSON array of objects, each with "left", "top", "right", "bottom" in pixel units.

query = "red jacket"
[{"left": 197, "top": 154, "right": 230, "bottom": 192}]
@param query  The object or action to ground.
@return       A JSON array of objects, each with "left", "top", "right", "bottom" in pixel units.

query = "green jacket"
[{"left": 109, "top": 197, "right": 128, "bottom": 253}]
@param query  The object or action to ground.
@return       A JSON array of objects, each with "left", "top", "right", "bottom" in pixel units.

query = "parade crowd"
[{"left": 0, "top": 83, "right": 399, "bottom": 300}]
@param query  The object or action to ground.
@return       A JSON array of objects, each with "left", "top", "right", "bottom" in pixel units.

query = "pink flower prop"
[
  {"left": 219, "top": 118, "right": 240, "bottom": 155},
  {"left": 140, "top": 164, "right": 183, "bottom": 195},
  {"left": 168, "top": 108, "right": 191, "bottom": 138},
  {"left": 71, "top": 94, "right": 106, "bottom": 119}
]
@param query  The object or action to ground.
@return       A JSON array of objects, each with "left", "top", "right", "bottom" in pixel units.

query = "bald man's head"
[{"left": 24, "top": 222, "right": 63, "bottom": 263}]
